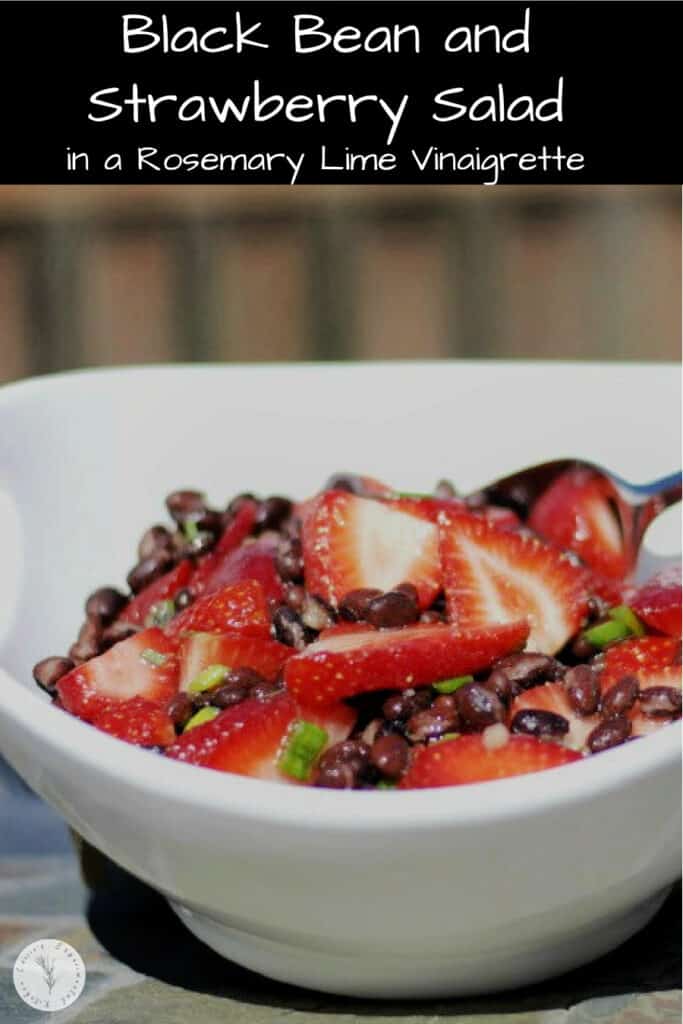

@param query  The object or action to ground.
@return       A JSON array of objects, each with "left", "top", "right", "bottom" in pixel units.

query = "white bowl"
[{"left": 0, "top": 362, "right": 680, "bottom": 999}]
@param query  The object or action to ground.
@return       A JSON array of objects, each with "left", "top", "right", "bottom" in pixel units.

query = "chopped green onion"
[
  {"left": 183, "top": 519, "right": 200, "bottom": 542},
  {"left": 187, "top": 664, "right": 231, "bottom": 694},
  {"left": 397, "top": 491, "right": 431, "bottom": 500},
  {"left": 439, "top": 732, "right": 460, "bottom": 742},
  {"left": 433, "top": 675, "right": 473, "bottom": 694},
  {"left": 376, "top": 780, "right": 397, "bottom": 790},
  {"left": 145, "top": 599, "right": 176, "bottom": 628},
  {"left": 608, "top": 605, "right": 646, "bottom": 637},
  {"left": 140, "top": 648, "right": 167, "bottom": 667},
  {"left": 582, "top": 619, "right": 631, "bottom": 649},
  {"left": 183, "top": 707, "right": 220, "bottom": 732},
  {"left": 278, "top": 721, "right": 328, "bottom": 781}
]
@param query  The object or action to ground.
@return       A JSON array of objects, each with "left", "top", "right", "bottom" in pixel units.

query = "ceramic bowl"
[{"left": 0, "top": 362, "right": 680, "bottom": 998}]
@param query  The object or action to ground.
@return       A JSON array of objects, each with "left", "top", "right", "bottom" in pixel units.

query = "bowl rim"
[{"left": 0, "top": 362, "right": 680, "bottom": 833}]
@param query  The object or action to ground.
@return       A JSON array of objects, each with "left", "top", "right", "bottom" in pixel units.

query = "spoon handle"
[
  {"left": 614, "top": 470, "right": 682, "bottom": 568},
  {"left": 614, "top": 470, "right": 682, "bottom": 508}
]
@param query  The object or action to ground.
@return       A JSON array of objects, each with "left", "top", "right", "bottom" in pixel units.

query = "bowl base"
[{"left": 169, "top": 886, "right": 670, "bottom": 999}]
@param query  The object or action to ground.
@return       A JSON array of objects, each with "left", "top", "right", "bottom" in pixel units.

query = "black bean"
[
  {"left": 102, "top": 621, "right": 140, "bottom": 647},
  {"left": 166, "top": 490, "right": 207, "bottom": 524},
  {"left": 230, "top": 667, "right": 270, "bottom": 690},
  {"left": 138, "top": 525, "right": 174, "bottom": 561},
  {"left": 166, "top": 692, "right": 194, "bottom": 729},
  {"left": 316, "top": 740, "right": 370, "bottom": 789},
  {"left": 492, "top": 653, "right": 565, "bottom": 690},
  {"left": 455, "top": 683, "right": 505, "bottom": 732},
  {"left": 324, "top": 473, "right": 365, "bottom": 495},
  {"left": 564, "top": 664, "right": 601, "bottom": 715},
  {"left": 174, "top": 588, "right": 194, "bottom": 611},
  {"left": 367, "top": 590, "right": 419, "bottom": 629},
  {"left": 395, "top": 581, "right": 419, "bottom": 602},
  {"left": 338, "top": 588, "right": 382, "bottom": 622},
  {"left": 250, "top": 680, "right": 283, "bottom": 701},
  {"left": 405, "top": 707, "right": 458, "bottom": 743},
  {"left": 382, "top": 688, "right": 432, "bottom": 723},
  {"left": 207, "top": 683, "right": 251, "bottom": 710},
  {"left": 85, "top": 586, "right": 127, "bottom": 625},
  {"left": 69, "top": 619, "right": 103, "bottom": 663},
  {"left": 483, "top": 669, "right": 514, "bottom": 704},
  {"left": 434, "top": 479, "right": 458, "bottom": 498},
  {"left": 602, "top": 675, "right": 639, "bottom": 717},
  {"left": 275, "top": 536, "right": 304, "bottom": 582},
  {"left": 283, "top": 583, "right": 306, "bottom": 613},
  {"left": 33, "top": 656, "right": 75, "bottom": 694},
  {"left": 300, "top": 594, "right": 335, "bottom": 632},
  {"left": 511, "top": 708, "right": 570, "bottom": 739},
  {"left": 272, "top": 606, "right": 308, "bottom": 649},
  {"left": 255, "top": 496, "right": 293, "bottom": 533},
  {"left": 570, "top": 635, "right": 598, "bottom": 662},
  {"left": 127, "top": 553, "right": 173, "bottom": 594},
  {"left": 432, "top": 693, "right": 458, "bottom": 716},
  {"left": 638, "top": 686, "right": 682, "bottom": 718},
  {"left": 370, "top": 733, "right": 409, "bottom": 779},
  {"left": 588, "top": 714, "right": 632, "bottom": 753}
]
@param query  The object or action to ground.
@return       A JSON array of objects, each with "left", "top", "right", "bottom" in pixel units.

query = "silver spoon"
[{"left": 471, "top": 459, "right": 682, "bottom": 573}]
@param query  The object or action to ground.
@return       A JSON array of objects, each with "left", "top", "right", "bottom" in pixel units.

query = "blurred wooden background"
[{"left": 0, "top": 185, "right": 679, "bottom": 383}]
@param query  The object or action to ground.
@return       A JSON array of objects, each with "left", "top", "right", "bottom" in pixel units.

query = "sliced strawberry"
[
  {"left": 598, "top": 635, "right": 682, "bottom": 737},
  {"left": 388, "top": 496, "right": 520, "bottom": 533},
  {"left": 599, "top": 635, "right": 681, "bottom": 690},
  {"left": 284, "top": 620, "right": 529, "bottom": 706},
  {"left": 92, "top": 697, "right": 176, "bottom": 747},
  {"left": 194, "top": 537, "right": 284, "bottom": 605},
  {"left": 120, "top": 560, "right": 193, "bottom": 627},
  {"left": 302, "top": 491, "right": 440, "bottom": 610},
  {"left": 179, "top": 631, "right": 293, "bottom": 690},
  {"left": 166, "top": 693, "right": 297, "bottom": 779},
  {"left": 305, "top": 701, "right": 357, "bottom": 746},
  {"left": 165, "top": 580, "right": 270, "bottom": 639},
  {"left": 631, "top": 566, "right": 682, "bottom": 638},
  {"left": 400, "top": 733, "right": 581, "bottom": 788},
  {"left": 529, "top": 467, "right": 628, "bottom": 580},
  {"left": 508, "top": 682, "right": 598, "bottom": 752},
  {"left": 57, "top": 628, "right": 179, "bottom": 721},
  {"left": 191, "top": 500, "right": 258, "bottom": 595},
  {"left": 386, "top": 495, "right": 466, "bottom": 523},
  {"left": 439, "top": 513, "right": 589, "bottom": 654}
]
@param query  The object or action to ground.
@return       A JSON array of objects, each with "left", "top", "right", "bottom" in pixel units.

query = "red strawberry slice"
[
  {"left": 599, "top": 635, "right": 681, "bottom": 690},
  {"left": 598, "top": 635, "right": 681, "bottom": 737},
  {"left": 195, "top": 537, "right": 284, "bottom": 605},
  {"left": 179, "top": 631, "right": 293, "bottom": 690},
  {"left": 57, "top": 628, "right": 179, "bottom": 721},
  {"left": 389, "top": 496, "right": 520, "bottom": 533},
  {"left": 439, "top": 513, "right": 589, "bottom": 654},
  {"left": 191, "top": 500, "right": 259, "bottom": 595},
  {"left": 120, "top": 560, "right": 193, "bottom": 627},
  {"left": 166, "top": 693, "right": 297, "bottom": 779},
  {"left": 165, "top": 580, "right": 270, "bottom": 639},
  {"left": 284, "top": 620, "right": 529, "bottom": 706},
  {"left": 302, "top": 491, "right": 440, "bottom": 610},
  {"left": 92, "top": 697, "right": 176, "bottom": 747},
  {"left": 631, "top": 566, "right": 682, "bottom": 638},
  {"left": 508, "top": 682, "right": 599, "bottom": 751},
  {"left": 400, "top": 733, "right": 581, "bottom": 788},
  {"left": 529, "top": 467, "right": 628, "bottom": 580}
]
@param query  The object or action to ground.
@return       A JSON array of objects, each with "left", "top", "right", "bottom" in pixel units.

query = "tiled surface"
[{"left": 0, "top": 775, "right": 680, "bottom": 1023}]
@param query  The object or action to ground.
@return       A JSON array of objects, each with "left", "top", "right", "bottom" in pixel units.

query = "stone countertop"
[{"left": 0, "top": 765, "right": 681, "bottom": 1024}]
